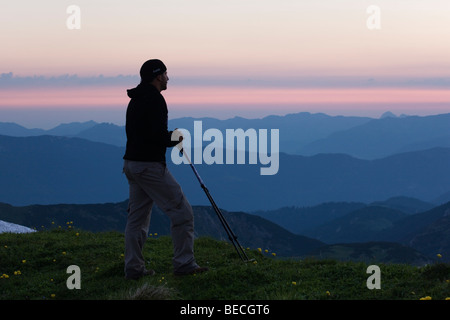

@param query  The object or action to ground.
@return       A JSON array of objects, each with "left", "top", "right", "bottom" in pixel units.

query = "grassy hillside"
[
  {"left": 0, "top": 202, "right": 325, "bottom": 258},
  {"left": 1, "top": 228, "right": 449, "bottom": 301}
]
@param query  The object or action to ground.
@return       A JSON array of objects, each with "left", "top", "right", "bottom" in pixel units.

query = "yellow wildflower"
[{"left": 419, "top": 296, "right": 432, "bottom": 300}]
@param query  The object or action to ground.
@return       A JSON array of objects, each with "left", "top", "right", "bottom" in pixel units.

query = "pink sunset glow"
[
  {"left": 0, "top": 87, "right": 128, "bottom": 109},
  {"left": 166, "top": 87, "right": 450, "bottom": 107},
  {"left": 1, "top": 86, "right": 449, "bottom": 111},
  {"left": 1, "top": 1, "right": 449, "bottom": 126}
]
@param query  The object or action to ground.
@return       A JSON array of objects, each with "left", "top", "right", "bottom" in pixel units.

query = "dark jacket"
[{"left": 123, "top": 83, "right": 178, "bottom": 162}]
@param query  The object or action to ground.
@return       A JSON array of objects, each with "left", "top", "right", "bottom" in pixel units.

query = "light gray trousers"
[{"left": 123, "top": 160, "right": 198, "bottom": 277}]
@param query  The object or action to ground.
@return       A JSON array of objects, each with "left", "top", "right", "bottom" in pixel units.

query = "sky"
[{"left": 1, "top": 0, "right": 449, "bottom": 128}]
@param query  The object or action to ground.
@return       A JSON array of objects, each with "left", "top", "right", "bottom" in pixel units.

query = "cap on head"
[{"left": 140, "top": 59, "right": 167, "bottom": 83}]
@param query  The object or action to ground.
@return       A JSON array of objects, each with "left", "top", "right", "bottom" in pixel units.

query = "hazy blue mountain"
[
  {"left": 169, "top": 112, "right": 373, "bottom": 154},
  {"left": 251, "top": 196, "right": 434, "bottom": 235},
  {"left": 369, "top": 196, "right": 435, "bottom": 214},
  {"left": 170, "top": 148, "right": 450, "bottom": 211},
  {"left": 252, "top": 202, "right": 367, "bottom": 235},
  {"left": 299, "top": 113, "right": 450, "bottom": 159},
  {"left": 2, "top": 112, "right": 450, "bottom": 160},
  {"left": 46, "top": 120, "right": 98, "bottom": 136},
  {"left": 0, "top": 122, "right": 45, "bottom": 136},
  {"left": 0, "top": 135, "right": 126, "bottom": 205},
  {"left": 0, "top": 112, "right": 373, "bottom": 153},
  {"left": 0, "top": 120, "right": 100, "bottom": 138},
  {"left": 73, "top": 122, "right": 126, "bottom": 146},
  {"left": 434, "top": 190, "right": 450, "bottom": 205},
  {"left": 383, "top": 201, "right": 450, "bottom": 262},
  {"left": 404, "top": 214, "right": 450, "bottom": 263},
  {"left": 380, "top": 201, "right": 450, "bottom": 243},
  {"left": 303, "top": 206, "right": 409, "bottom": 243},
  {"left": 380, "top": 111, "right": 397, "bottom": 118},
  {"left": 1, "top": 134, "right": 450, "bottom": 211},
  {"left": 396, "top": 134, "right": 450, "bottom": 156},
  {"left": 301, "top": 201, "right": 450, "bottom": 262}
]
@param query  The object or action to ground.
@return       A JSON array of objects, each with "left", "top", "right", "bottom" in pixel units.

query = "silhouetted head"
[{"left": 139, "top": 59, "right": 169, "bottom": 91}]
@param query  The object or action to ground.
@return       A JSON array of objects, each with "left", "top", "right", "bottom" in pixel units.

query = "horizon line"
[
  {"left": 2, "top": 72, "right": 450, "bottom": 89},
  {"left": 2, "top": 109, "right": 450, "bottom": 131}
]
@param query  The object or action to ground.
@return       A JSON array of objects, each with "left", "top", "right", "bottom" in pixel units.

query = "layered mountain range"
[{"left": 1, "top": 111, "right": 449, "bottom": 264}]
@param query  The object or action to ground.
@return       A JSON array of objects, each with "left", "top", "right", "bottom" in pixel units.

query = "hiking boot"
[
  {"left": 125, "top": 268, "right": 156, "bottom": 280},
  {"left": 174, "top": 266, "right": 209, "bottom": 276}
]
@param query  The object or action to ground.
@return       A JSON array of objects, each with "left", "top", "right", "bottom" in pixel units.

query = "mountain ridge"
[
  {"left": 2, "top": 112, "right": 449, "bottom": 160},
  {"left": 1, "top": 112, "right": 449, "bottom": 264},
  {"left": 0, "top": 199, "right": 439, "bottom": 264},
  {"left": 1, "top": 134, "right": 450, "bottom": 210},
  {"left": 299, "top": 113, "right": 450, "bottom": 159},
  {"left": 0, "top": 200, "right": 323, "bottom": 258}
]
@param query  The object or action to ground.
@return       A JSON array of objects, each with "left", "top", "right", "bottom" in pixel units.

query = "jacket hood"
[{"left": 127, "top": 83, "right": 157, "bottom": 99}]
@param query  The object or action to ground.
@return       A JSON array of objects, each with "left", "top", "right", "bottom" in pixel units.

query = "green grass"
[{"left": 0, "top": 228, "right": 449, "bottom": 300}]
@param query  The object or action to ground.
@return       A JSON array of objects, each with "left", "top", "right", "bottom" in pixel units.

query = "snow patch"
[{"left": 0, "top": 220, "right": 36, "bottom": 234}]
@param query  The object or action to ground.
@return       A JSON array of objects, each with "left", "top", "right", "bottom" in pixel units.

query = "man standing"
[{"left": 122, "top": 59, "right": 208, "bottom": 280}]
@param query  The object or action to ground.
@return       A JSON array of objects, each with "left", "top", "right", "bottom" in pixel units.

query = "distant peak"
[{"left": 380, "top": 111, "right": 397, "bottom": 119}]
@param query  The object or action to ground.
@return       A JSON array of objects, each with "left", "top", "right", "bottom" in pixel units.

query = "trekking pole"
[{"left": 179, "top": 148, "right": 253, "bottom": 263}]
